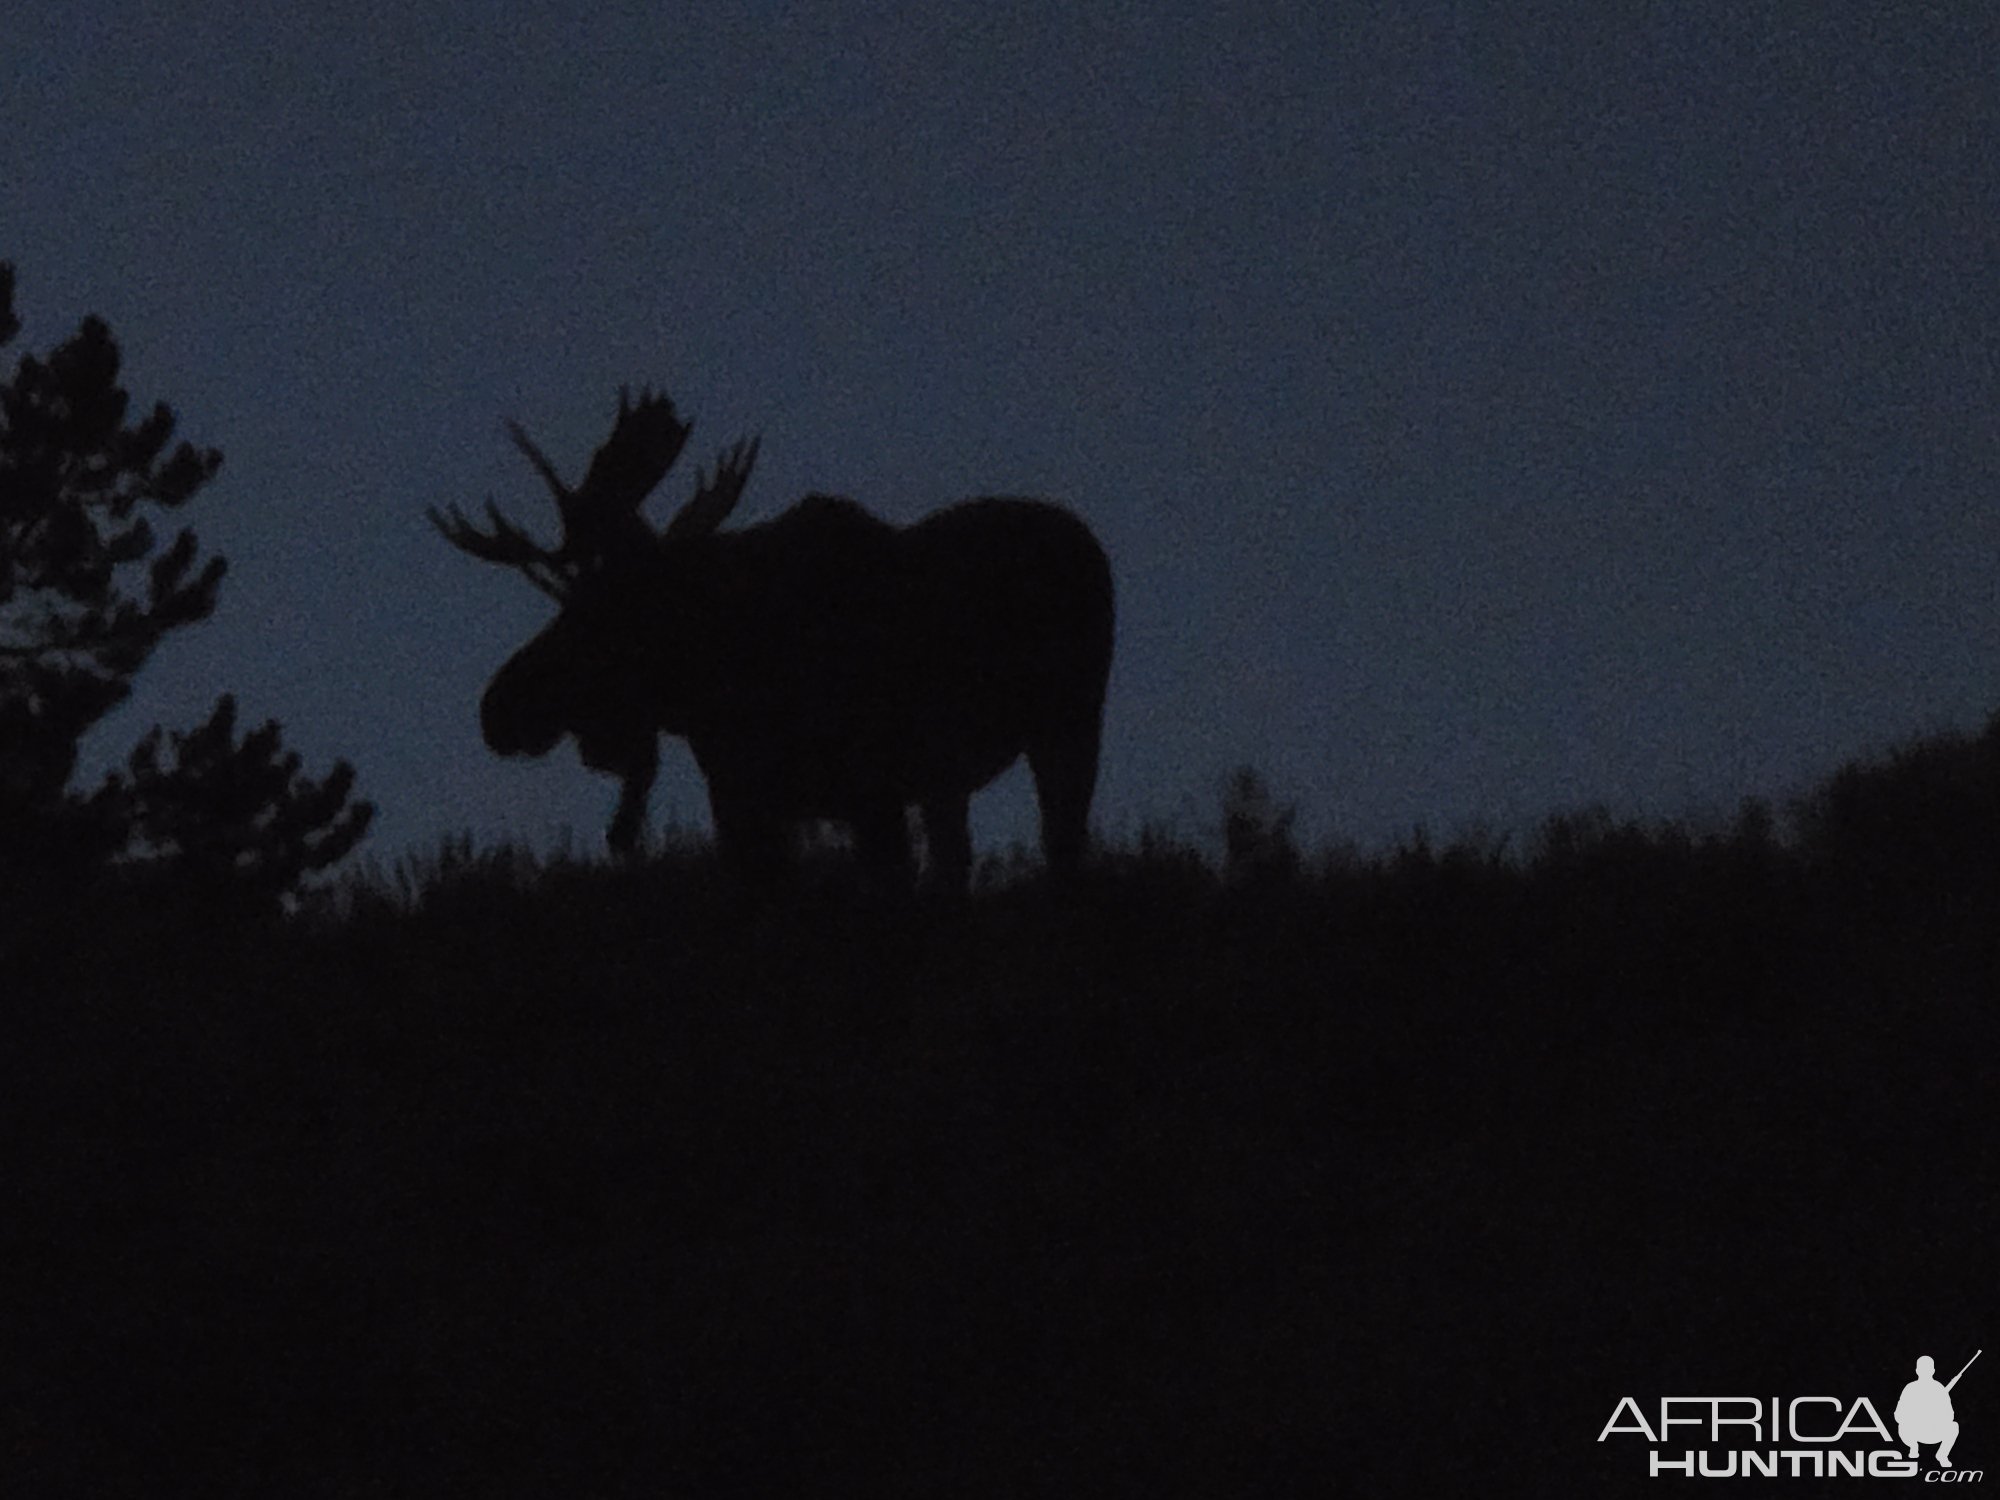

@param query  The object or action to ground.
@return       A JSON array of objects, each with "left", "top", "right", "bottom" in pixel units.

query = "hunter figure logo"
[
  {"left": 1597, "top": 1347, "right": 1982, "bottom": 1479},
  {"left": 1899, "top": 1351, "right": 1978, "bottom": 1470}
]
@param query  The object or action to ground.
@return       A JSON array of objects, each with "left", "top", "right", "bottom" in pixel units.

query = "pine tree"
[{"left": 0, "top": 261, "right": 371, "bottom": 923}]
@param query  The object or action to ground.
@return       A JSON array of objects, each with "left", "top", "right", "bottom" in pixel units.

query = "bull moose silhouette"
[{"left": 432, "top": 388, "right": 1114, "bottom": 892}]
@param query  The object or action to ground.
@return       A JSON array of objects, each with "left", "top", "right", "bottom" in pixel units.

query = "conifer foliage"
[{"left": 0, "top": 261, "right": 370, "bottom": 914}]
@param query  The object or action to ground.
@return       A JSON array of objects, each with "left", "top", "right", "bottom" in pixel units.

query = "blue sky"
[{"left": 4, "top": 4, "right": 1995, "bottom": 863}]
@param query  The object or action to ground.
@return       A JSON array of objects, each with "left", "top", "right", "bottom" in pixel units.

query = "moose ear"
[{"left": 664, "top": 435, "right": 760, "bottom": 543}]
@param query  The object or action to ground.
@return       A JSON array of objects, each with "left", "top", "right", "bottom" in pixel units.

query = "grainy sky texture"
[{"left": 4, "top": 4, "right": 1995, "bottom": 863}]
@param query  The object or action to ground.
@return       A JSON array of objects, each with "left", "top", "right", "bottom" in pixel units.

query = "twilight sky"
[{"left": 4, "top": 4, "right": 1995, "bottom": 864}]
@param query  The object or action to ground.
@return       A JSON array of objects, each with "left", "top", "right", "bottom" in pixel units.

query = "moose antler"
[
  {"left": 664, "top": 435, "right": 761, "bottom": 543},
  {"left": 577, "top": 386, "right": 693, "bottom": 516},
  {"left": 430, "top": 386, "right": 696, "bottom": 594},
  {"left": 503, "top": 420, "right": 574, "bottom": 509},
  {"left": 426, "top": 496, "right": 571, "bottom": 600}
]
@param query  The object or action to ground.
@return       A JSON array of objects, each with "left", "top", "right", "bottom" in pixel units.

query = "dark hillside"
[{"left": 5, "top": 720, "right": 1996, "bottom": 1495}]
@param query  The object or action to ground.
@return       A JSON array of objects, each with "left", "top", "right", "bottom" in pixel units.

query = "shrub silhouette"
[
  {"left": 1219, "top": 765, "right": 1301, "bottom": 885},
  {"left": 105, "top": 694, "right": 371, "bottom": 907},
  {"left": 0, "top": 260, "right": 371, "bottom": 931},
  {"left": 1789, "top": 713, "right": 2000, "bottom": 995}
]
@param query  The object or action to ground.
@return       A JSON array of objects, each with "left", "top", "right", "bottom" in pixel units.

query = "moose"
[{"left": 430, "top": 387, "right": 1114, "bottom": 892}]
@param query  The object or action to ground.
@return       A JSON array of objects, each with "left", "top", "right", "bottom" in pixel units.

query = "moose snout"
[{"left": 479, "top": 667, "right": 563, "bottom": 757}]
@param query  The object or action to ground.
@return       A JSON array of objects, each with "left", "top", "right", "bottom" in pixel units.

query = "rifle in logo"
[{"left": 1949, "top": 1351, "right": 1984, "bottom": 1391}]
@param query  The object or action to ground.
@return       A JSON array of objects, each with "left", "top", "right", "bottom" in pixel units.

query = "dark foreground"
[{"left": 4, "top": 767, "right": 1995, "bottom": 1496}]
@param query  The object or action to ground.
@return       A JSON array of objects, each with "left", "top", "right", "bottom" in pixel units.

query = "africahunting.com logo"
[{"left": 1599, "top": 1350, "right": 1981, "bottom": 1480}]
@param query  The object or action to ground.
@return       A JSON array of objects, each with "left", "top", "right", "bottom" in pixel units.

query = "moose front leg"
[{"left": 601, "top": 734, "right": 658, "bottom": 858}]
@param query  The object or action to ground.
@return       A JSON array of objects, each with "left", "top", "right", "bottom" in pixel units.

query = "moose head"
[{"left": 428, "top": 387, "right": 758, "bottom": 854}]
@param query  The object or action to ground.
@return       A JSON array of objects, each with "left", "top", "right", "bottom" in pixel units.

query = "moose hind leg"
[
  {"left": 710, "top": 788, "right": 793, "bottom": 894},
  {"left": 1027, "top": 716, "right": 1101, "bottom": 878},
  {"left": 852, "top": 805, "right": 916, "bottom": 895},
  {"left": 920, "top": 792, "right": 972, "bottom": 896}
]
